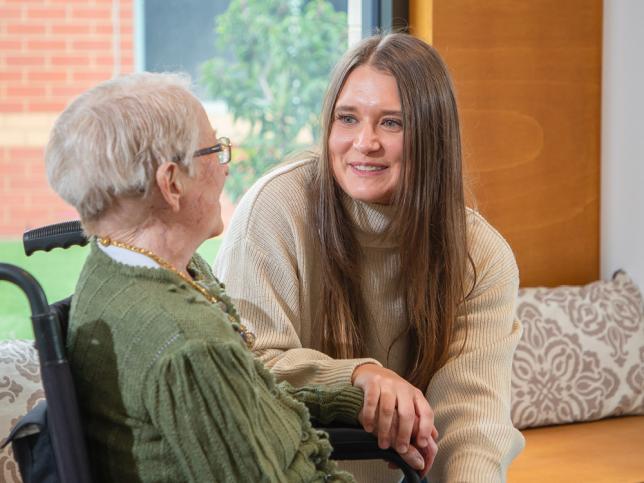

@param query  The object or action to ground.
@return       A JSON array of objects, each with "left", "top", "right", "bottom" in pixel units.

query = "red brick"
[
  {"left": 93, "top": 55, "right": 114, "bottom": 66},
  {"left": 0, "top": 7, "right": 22, "bottom": 18},
  {"left": 0, "top": 71, "right": 23, "bottom": 81},
  {"left": 5, "top": 207, "right": 50, "bottom": 226},
  {"left": 51, "top": 55, "right": 90, "bottom": 66},
  {"left": 0, "top": 40, "right": 22, "bottom": 51},
  {"left": 93, "top": 24, "right": 114, "bottom": 35},
  {"left": 27, "top": 101, "right": 68, "bottom": 112},
  {"left": 9, "top": 148, "right": 44, "bottom": 160},
  {"left": 7, "top": 86, "right": 47, "bottom": 97},
  {"left": 119, "top": 40, "right": 133, "bottom": 51},
  {"left": 72, "top": 71, "right": 112, "bottom": 83},
  {"left": 0, "top": 102, "right": 24, "bottom": 112},
  {"left": 50, "top": 24, "right": 92, "bottom": 35},
  {"left": 7, "top": 24, "right": 46, "bottom": 35},
  {"left": 70, "top": 6, "right": 111, "bottom": 19},
  {"left": 2, "top": 193, "right": 30, "bottom": 208},
  {"left": 26, "top": 39, "right": 67, "bottom": 51},
  {"left": 72, "top": 39, "right": 112, "bottom": 51},
  {"left": 50, "top": 85, "right": 85, "bottom": 98},
  {"left": 26, "top": 7, "right": 67, "bottom": 19},
  {"left": 27, "top": 70, "right": 68, "bottom": 82},
  {"left": 120, "top": 5, "right": 133, "bottom": 16},
  {"left": 29, "top": 193, "right": 66, "bottom": 208},
  {"left": 0, "top": 160, "right": 27, "bottom": 177},
  {"left": 7, "top": 175, "right": 50, "bottom": 192},
  {"left": 6, "top": 55, "right": 46, "bottom": 66}
]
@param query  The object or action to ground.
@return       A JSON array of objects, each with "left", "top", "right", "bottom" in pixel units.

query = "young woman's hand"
[
  {"left": 381, "top": 412, "right": 438, "bottom": 476},
  {"left": 351, "top": 364, "right": 436, "bottom": 453}
]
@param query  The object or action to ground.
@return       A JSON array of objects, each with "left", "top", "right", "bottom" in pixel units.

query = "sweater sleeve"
[
  {"left": 426, "top": 220, "right": 525, "bottom": 482},
  {"left": 142, "top": 339, "right": 298, "bottom": 482},
  {"left": 279, "top": 380, "right": 364, "bottom": 426},
  {"left": 215, "top": 228, "right": 380, "bottom": 388}
]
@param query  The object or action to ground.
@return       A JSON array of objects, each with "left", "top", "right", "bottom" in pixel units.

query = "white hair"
[{"left": 45, "top": 72, "right": 201, "bottom": 221}]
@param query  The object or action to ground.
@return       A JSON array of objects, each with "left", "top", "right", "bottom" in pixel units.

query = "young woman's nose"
[{"left": 353, "top": 123, "right": 380, "bottom": 154}]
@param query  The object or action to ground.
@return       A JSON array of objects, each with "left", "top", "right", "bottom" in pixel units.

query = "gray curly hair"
[{"left": 45, "top": 72, "right": 201, "bottom": 222}]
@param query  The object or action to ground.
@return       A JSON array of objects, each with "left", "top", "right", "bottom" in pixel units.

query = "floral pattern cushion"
[
  {"left": 511, "top": 271, "right": 644, "bottom": 429},
  {"left": 0, "top": 340, "right": 44, "bottom": 483}
]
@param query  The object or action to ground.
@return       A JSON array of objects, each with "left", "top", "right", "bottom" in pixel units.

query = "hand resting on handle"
[{"left": 352, "top": 363, "right": 438, "bottom": 476}]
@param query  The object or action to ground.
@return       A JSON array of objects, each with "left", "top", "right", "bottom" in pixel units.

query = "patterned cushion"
[
  {"left": 511, "top": 271, "right": 644, "bottom": 429},
  {"left": 0, "top": 340, "right": 44, "bottom": 483}
]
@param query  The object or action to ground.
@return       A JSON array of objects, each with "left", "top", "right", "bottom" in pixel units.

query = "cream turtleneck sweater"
[{"left": 215, "top": 158, "right": 525, "bottom": 482}]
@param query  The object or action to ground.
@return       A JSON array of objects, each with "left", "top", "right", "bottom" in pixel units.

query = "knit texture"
[
  {"left": 215, "top": 158, "right": 525, "bottom": 482},
  {"left": 67, "top": 240, "right": 363, "bottom": 483}
]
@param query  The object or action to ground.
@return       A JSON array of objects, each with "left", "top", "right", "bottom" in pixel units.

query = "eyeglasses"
[{"left": 193, "top": 136, "right": 231, "bottom": 165}]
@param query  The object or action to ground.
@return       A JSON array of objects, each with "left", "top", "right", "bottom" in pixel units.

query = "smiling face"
[{"left": 328, "top": 65, "right": 403, "bottom": 205}]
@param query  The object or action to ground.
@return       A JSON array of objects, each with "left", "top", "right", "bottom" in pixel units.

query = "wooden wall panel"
[{"left": 414, "top": 0, "right": 602, "bottom": 287}]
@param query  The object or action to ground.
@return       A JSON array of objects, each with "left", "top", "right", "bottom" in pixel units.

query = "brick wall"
[{"left": 0, "top": 0, "right": 134, "bottom": 237}]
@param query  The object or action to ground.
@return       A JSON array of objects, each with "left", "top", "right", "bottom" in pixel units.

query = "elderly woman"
[
  {"left": 216, "top": 33, "right": 525, "bottom": 482},
  {"left": 44, "top": 72, "right": 370, "bottom": 482}
]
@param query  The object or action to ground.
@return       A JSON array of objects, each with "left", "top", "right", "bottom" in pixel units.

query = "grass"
[{"left": 0, "top": 238, "right": 221, "bottom": 340}]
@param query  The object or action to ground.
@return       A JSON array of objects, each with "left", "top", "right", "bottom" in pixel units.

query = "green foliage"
[{"left": 201, "top": 0, "right": 347, "bottom": 200}]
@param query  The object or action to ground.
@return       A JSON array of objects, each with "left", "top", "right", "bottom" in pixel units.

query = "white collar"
[{"left": 97, "top": 242, "right": 160, "bottom": 269}]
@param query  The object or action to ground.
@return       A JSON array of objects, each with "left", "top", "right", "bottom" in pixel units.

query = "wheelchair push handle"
[{"left": 23, "top": 219, "right": 88, "bottom": 256}]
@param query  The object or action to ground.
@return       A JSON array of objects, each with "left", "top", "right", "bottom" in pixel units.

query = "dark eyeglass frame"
[{"left": 193, "top": 136, "right": 231, "bottom": 165}]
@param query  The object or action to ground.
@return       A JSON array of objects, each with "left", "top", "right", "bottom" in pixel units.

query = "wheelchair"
[{"left": 1, "top": 220, "right": 421, "bottom": 483}]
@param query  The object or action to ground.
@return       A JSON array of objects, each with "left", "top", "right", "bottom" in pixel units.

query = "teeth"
[{"left": 353, "top": 165, "right": 385, "bottom": 171}]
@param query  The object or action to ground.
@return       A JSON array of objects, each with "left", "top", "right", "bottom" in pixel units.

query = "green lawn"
[{"left": 0, "top": 238, "right": 221, "bottom": 340}]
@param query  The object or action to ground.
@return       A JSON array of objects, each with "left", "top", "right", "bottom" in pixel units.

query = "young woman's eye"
[
  {"left": 382, "top": 118, "right": 402, "bottom": 129},
  {"left": 335, "top": 113, "right": 356, "bottom": 124}
]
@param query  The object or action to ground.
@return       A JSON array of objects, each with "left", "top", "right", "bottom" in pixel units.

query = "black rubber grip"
[{"left": 23, "top": 220, "right": 88, "bottom": 256}]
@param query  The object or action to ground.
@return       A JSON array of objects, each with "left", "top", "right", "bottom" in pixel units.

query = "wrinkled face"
[
  {"left": 185, "top": 105, "right": 228, "bottom": 239},
  {"left": 328, "top": 65, "right": 403, "bottom": 205}
]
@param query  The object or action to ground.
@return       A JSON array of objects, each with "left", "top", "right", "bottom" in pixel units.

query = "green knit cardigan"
[{"left": 67, "top": 241, "right": 362, "bottom": 482}]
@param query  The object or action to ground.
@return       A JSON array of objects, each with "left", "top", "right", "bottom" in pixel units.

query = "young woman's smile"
[{"left": 329, "top": 65, "right": 403, "bottom": 204}]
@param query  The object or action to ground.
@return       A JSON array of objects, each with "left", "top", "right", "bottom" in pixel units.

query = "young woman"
[{"left": 216, "top": 33, "right": 524, "bottom": 482}]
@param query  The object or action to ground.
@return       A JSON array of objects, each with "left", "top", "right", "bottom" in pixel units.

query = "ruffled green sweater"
[{"left": 67, "top": 241, "right": 362, "bottom": 482}]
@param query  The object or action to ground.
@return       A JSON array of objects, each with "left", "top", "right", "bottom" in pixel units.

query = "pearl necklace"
[{"left": 98, "top": 237, "right": 255, "bottom": 349}]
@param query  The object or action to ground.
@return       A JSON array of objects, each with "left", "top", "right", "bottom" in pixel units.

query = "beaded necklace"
[{"left": 98, "top": 236, "right": 255, "bottom": 349}]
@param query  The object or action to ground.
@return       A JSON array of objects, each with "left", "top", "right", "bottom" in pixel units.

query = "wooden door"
[{"left": 411, "top": 0, "right": 603, "bottom": 287}]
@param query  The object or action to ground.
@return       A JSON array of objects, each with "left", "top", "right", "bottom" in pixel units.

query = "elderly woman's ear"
[{"left": 155, "top": 161, "right": 185, "bottom": 212}]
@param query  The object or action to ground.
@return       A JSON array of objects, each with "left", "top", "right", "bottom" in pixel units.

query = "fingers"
[
  {"left": 419, "top": 435, "right": 439, "bottom": 477},
  {"left": 397, "top": 445, "right": 426, "bottom": 471},
  {"left": 413, "top": 393, "right": 435, "bottom": 448},
  {"left": 393, "top": 396, "right": 415, "bottom": 454},
  {"left": 377, "top": 389, "right": 396, "bottom": 448},
  {"left": 358, "top": 380, "right": 380, "bottom": 433}
]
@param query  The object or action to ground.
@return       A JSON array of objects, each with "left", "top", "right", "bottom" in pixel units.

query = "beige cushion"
[
  {"left": 511, "top": 271, "right": 644, "bottom": 429},
  {"left": 0, "top": 340, "right": 44, "bottom": 483}
]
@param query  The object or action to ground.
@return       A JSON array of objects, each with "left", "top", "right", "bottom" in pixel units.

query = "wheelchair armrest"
[{"left": 322, "top": 426, "right": 421, "bottom": 483}]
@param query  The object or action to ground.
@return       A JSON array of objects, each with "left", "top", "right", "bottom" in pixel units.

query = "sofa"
[{"left": 2, "top": 272, "right": 643, "bottom": 482}]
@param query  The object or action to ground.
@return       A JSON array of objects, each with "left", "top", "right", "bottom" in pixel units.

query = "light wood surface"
[
  {"left": 409, "top": 0, "right": 433, "bottom": 44},
  {"left": 414, "top": 0, "right": 603, "bottom": 287},
  {"left": 509, "top": 416, "right": 644, "bottom": 483}
]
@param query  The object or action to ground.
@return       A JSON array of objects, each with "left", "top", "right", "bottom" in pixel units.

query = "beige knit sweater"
[{"left": 215, "top": 158, "right": 525, "bottom": 482}]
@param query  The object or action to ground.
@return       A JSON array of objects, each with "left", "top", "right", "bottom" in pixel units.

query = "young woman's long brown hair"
[{"left": 311, "top": 33, "right": 470, "bottom": 391}]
